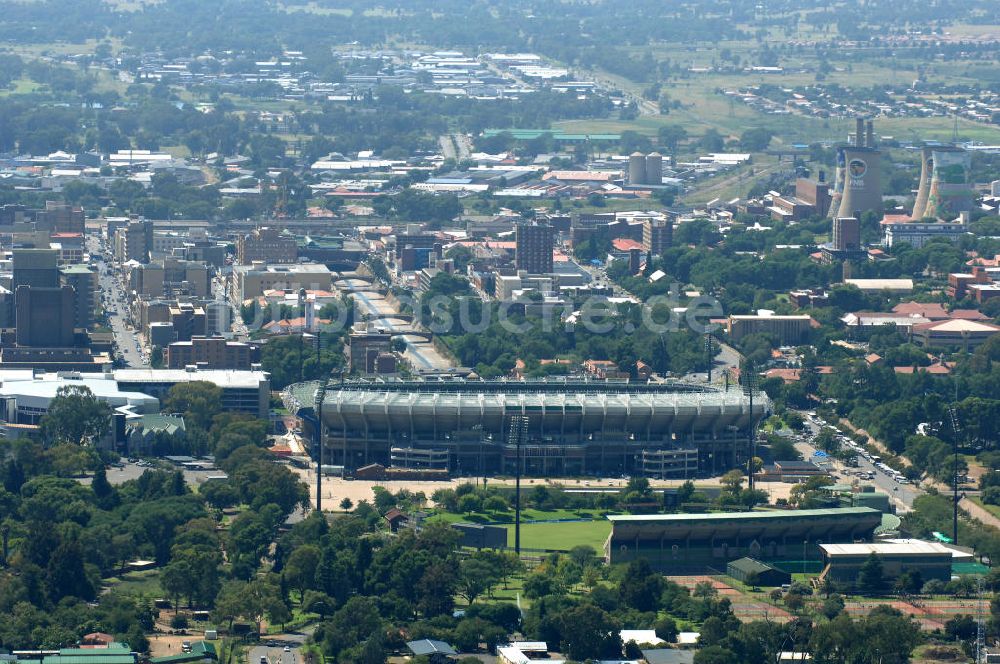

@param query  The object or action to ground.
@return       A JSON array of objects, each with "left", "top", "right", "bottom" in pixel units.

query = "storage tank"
[
  {"left": 645, "top": 152, "right": 663, "bottom": 185},
  {"left": 628, "top": 152, "right": 647, "bottom": 185}
]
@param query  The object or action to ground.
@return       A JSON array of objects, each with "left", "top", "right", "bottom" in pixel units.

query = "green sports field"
[{"left": 500, "top": 519, "right": 612, "bottom": 552}]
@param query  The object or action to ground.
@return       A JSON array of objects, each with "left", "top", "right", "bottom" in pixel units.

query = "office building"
[
  {"left": 910, "top": 319, "right": 1000, "bottom": 349},
  {"left": 643, "top": 218, "right": 672, "bottom": 256},
  {"left": 231, "top": 263, "right": 333, "bottom": 302},
  {"left": 236, "top": 227, "right": 297, "bottom": 265},
  {"left": 61, "top": 264, "right": 97, "bottom": 331},
  {"left": 348, "top": 329, "right": 392, "bottom": 373},
  {"left": 727, "top": 313, "right": 814, "bottom": 344},
  {"left": 114, "top": 367, "right": 271, "bottom": 418},
  {"left": 12, "top": 247, "right": 60, "bottom": 290},
  {"left": 165, "top": 336, "right": 252, "bottom": 369},
  {"left": 15, "top": 285, "right": 75, "bottom": 347},
  {"left": 114, "top": 219, "right": 154, "bottom": 263},
  {"left": 514, "top": 222, "right": 554, "bottom": 274},
  {"left": 168, "top": 302, "right": 206, "bottom": 341},
  {"left": 33, "top": 201, "right": 85, "bottom": 234},
  {"left": 832, "top": 217, "right": 861, "bottom": 252},
  {"left": 882, "top": 213, "right": 968, "bottom": 249}
]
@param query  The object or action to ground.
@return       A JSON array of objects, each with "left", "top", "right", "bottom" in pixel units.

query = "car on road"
[{"left": 283, "top": 647, "right": 291, "bottom": 653}]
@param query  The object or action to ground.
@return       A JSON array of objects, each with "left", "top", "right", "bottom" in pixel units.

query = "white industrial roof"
[
  {"left": 819, "top": 539, "right": 971, "bottom": 558},
  {"left": 621, "top": 630, "right": 665, "bottom": 646},
  {"left": 114, "top": 368, "right": 269, "bottom": 388},
  {"left": 0, "top": 375, "right": 158, "bottom": 410}
]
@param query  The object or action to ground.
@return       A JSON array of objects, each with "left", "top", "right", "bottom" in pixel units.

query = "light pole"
[
  {"left": 313, "top": 380, "right": 327, "bottom": 512},
  {"left": 741, "top": 360, "right": 759, "bottom": 494},
  {"left": 509, "top": 415, "right": 528, "bottom": 555}
]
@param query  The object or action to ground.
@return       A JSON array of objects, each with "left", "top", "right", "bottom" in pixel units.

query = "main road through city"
[{"left": 88, "top": 234, "right": 147, "bottom": 367}]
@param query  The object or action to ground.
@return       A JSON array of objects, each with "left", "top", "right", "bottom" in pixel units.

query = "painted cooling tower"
[
  {"left": 645, "top": 152, "right": 663, "bottom": 185},
  {"left": 922, "top": 148, "right": 973, "bottom": 220},
  {"left": 827, "top": 147, "right": 846, "bottom": 219},
  {"left": 628, "top": 152, "right": 647, "bottom": 186},
  {"left": 911, "top": 146, "right": 935, "bottom": 220},
  {"left": 835, "top": 146, "right": 882, "bottom": 219}
]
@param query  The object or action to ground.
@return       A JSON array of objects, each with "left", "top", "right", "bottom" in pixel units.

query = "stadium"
[{"left": 288, "top": 378, "right": 769, "bottom": 477}]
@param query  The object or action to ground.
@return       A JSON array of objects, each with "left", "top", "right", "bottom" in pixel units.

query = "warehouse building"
[{"left": 605, "top": 507, "right": 882, "bottom": 572}]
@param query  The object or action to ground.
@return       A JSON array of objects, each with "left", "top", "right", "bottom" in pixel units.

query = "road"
[
  {"left": 88, "top": 234, "right": 147, "bottom": 367},
  {"left": 794, "top": 412, "right": 920, "bottom": 511},
  {"left": 438, "top": 133, "right": 472, "bottom": 161},
  {"left": 248, "top": 634, "right": 306, "bottom": 664}
]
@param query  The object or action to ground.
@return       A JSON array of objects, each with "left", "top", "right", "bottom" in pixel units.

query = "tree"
[
  {"left": 162, "top": 381, "right": 222, "bottom": 432},
  {"left": 457, "top": 555, "right": 501, "bottom": 605},
  {"left": 694, "top": 645, "right": 739, "bottom": 664},
  {"left": 822, "top": 594, "right": 845, "bottom": 619},
  {"left": 619, "top": 558, "right": 662, "bottom": 612},
  {"left": 339, "top": 497, "right": 353, "bottom": 511},
  {"left": 745, "top": 571, "right": 761, "bottom": 591},
  {"left": 284, "top": 545, "right": 321, "bottom": 600},
  {"left": 558, "top": 604, "right": 622, "bottom": 661},
  {"left": 858, "top": 553, "right": 885, "bottom": 595},
  {"left": 39, "top": 385, "right": 112, "bottom": 445}
]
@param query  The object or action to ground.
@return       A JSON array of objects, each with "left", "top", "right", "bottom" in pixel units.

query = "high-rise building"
[
  {"left": 236, "top": 227, "right": 298, "bottom": 265},
  {"left": 33, "top": 201, "right": 85, "bottom": 234},
  {"left": 15, "top": 285, "right": 75, "bottom": 347},
  {"left": 832, "top": 217, "right": 861, "bottom": 252},
  {"left": 165, "top": 336, "right": 252, "bottom": 369},
  {"left": 12, "top": 247, "right": 60, "bottom": 291},
  {"left": 114, "top": 219, "right": 154, "bottom": 263},
  {"left": 515, "top": 222, "right": 554, "bottom": 274},
  {"left": 643, "top": 218, "right": 673, "bottom": 257},
  {"left": 60, "top": 264, "right": 97, "bottom": 331}
]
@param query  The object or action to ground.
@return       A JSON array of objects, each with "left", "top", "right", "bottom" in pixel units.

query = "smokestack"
[
  {"left": 866, "top": 120, "right": 875, "bottom": 148},
  {"left": 856, "top": 118, "right": 865, "bottom": 147}
]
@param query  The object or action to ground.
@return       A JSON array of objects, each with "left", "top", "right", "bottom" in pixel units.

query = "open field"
[{"left": 102, "top": 568, "right": 163, "bottom": 597}]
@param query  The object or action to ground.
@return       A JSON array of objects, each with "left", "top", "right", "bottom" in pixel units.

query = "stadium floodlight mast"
[
  {"left": 313, "top": 379, "right": 327, "bottom": 512},
  {"left": 508, "top": 415, "right": 529, "bottom": 555},
  {"left": 740, "top": 360, "right": 759, "bottom": 494}
]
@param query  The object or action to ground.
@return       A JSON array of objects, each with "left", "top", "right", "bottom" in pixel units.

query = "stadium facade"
[{"left": 298, "top": 379, "right": 769, "bottom": 477}]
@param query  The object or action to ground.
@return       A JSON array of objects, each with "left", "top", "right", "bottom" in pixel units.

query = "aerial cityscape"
[{"left": 2, "top": 0, "right": 1000, "bottom": 663}]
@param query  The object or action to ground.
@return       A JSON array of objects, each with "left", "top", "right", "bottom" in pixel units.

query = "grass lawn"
[
  {"left": 500, "top": 519, "right": 611, "bottom": 551},
  {"left": 103, "top": 569, "right": 163, "bottom": 597}
]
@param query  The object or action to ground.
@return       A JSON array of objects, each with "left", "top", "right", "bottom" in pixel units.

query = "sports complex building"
[
  {"left": 286, "top": 378, "right": 769, "bottom": 477},
  {"left": 605, "top": 507, "right": 884, "bottom": 572}
]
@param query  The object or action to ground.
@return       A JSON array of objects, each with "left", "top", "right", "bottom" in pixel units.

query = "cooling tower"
[
  {"left": 923, "top": 147, "right": 973, "bottom": 220},
  {"left": 911, "top": 146, "right": 935, "bottom": 220},
  {"left": 835, "top": 118, "right": 882, "bottom": 219},
  {"left": 835, "top": 146, "right": 882, "bottom": 219},
  {"left": 827, "top": 147, "right": 846, "bottom": 219},
  {"left": 628, "top": 152, "right": 647, "bottom": 185},
  {"left": 645, "top": 152, "right": 663, "bottom": 185}
]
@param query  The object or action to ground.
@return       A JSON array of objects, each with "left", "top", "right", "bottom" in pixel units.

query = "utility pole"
[{"left": 705, "top": 333, "right": 713, "bottom": 383}]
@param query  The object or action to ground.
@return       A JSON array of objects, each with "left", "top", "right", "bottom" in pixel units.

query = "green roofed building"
[
  {"left": 36, "top": 646, "right": 137, "bottom": 664},
  {"left": 726, "top": 557, "right": 791, "bottom": 587},
  {"left": 605, "top": 507, "right": 882, "bottom": 572}
]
